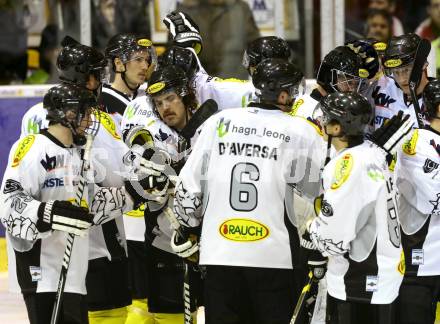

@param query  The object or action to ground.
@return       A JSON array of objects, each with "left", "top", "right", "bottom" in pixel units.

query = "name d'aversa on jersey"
[{"left": 219, "top": 142, "right": 278, "bottom": 160}]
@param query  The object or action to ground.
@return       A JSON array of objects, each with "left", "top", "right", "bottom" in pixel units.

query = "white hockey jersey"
[
  {"left": 373, "top": 75, "right": 427, "bottom": 129},
  {"left": 395, "top": 127, "right": 440, "bottom": 277},
  {"left": 0, "top": 132, "right": 133, "bottom": 295},
  {"left": 19, "top": 103, "right": 132, "bottom": 262},
  {"left": 173, "top": 104, "right": 324, "bottom": 269},
  {"left": 309, "top": 142, "right": 403, "bottom": 304}
]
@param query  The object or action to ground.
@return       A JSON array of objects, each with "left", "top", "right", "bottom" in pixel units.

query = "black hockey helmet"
[
  {"left": 160, "top": 46, "right": 199, "bottom": 80},
  {"left": 105, "top": 33, "right": 157, "bottom": 69},
  {"left": 252, "top": 58, "right": 304, "bottom": 105},
  {"left": 315, "top": 92, "right": 373, "bottom": 136},
  {"left": 147, "top": 65, "right": 189, "bottom": 98},
  {"left": 423, "top": 79, "right": 440, "bottom": 119},
  {"left": 383, "top": 33, "right": 420, "bottom": 75},
  {"left": 242, "top": 36, "right": 292, "bottom": 74},
  {"left": 317, "top": 46, "right": 368, "bottom": 94},
  {"left": 57, "top": 36, "right": 106, "bottom": 86},
  {"left": 44, "top": 83, "right": 100, "bottom": 145}
]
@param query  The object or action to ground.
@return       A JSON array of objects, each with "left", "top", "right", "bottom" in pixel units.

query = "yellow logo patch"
[
  {"left": 331, "top": 153, "right": 353, "bottom": 189},
  {"left": 137, "top": 39, "right": 152, "bottom": 47},
  {"left": 374, "top": 42, "right": 387, "bottom": 52},
  {"left": 398, "top": 250, "right": 405, "bottom": 275},
  {"left": 125, "top": 204, "right": 146, "bottom": 218},
  {"left": 219, "top": 218, "right": 269, "bottom": 242},
  {"left": 12, "top": 135, "right": 35, "bottom": 167},
  {"left": 147, "top": 82, "right": 165, "bottom": 94},
  {"left": 402, "top": 129, "right": 418, "bottom": 155},
  {"left": 289, "top": 98, "right": 304, "bottom": 116},
  {"left": 384, "top": 58, "right": 402, "bottom": 68},
  {"left": 358, "top": 68, "right": 369, "bottom": 78},
  {"left": 96, "top": 112, "right": 121, "bottom": 140}
]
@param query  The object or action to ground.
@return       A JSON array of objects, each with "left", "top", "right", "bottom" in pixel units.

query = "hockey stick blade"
[
  {"left": 179, "top": 99, "right": 218, "bottom": 141},
  {"left": 409, "top": 39, "right": 431, "bottom": 128}
]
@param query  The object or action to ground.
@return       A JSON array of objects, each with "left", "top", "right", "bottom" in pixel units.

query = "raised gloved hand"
[
  {"left": 345, "top": 39, "right": 380, "bottom": 79},
  {"left": 369, "top": 110, "right": 413, "bottom": 158},
  {"left": 163, "top": 11, "right": 203, "bottom": 54},
  {"left": 171, "top": 227, "right": 199, "bottom": 262},
  {"left": 37, "top": 200, "right": 93, "bottom": 236}
]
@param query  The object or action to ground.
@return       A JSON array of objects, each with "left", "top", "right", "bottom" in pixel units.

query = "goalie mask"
[
  {"left": 44, "top": 84, "right": 100, "bottom": 145},
  {"left": 317, "top": 46, "right": 369, "bottom": 94}
]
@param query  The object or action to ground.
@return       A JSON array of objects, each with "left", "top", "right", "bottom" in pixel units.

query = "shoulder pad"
[
  {"left": 402, "top": 129, "right": 418, "bottom": 155},
  {"left": 12, "top": 135, "right": 36, "bottom": 167},
  {"left": 331, "top": 153, "right": 353, "bottom": 190},
  {"left": 96, "top": 112, "right": 121, "bottom": 140},
  {"left": 286, "top": 114, "right": 323, "bottom": 136}
]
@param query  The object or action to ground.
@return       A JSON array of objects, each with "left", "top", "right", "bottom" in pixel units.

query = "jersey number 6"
[{"left": 229, "top": 162, "right": 260, "bottom": 212}]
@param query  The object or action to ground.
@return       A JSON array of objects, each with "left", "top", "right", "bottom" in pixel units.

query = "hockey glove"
[
  {"left": 37, "top": 200, "right": 93, "bottom": 236},
  {"left": 171, "top": 228, "right": 199, "bottom": 262},
  {"left": 163, "top": 11, "right": 203, "bottom": 54},
  {"left": 370, "top": 110, "right": 413, "bottom": 158},
  {"left": 345, "top": 39, "right": 380, "bottom": 79},
  {"left": 301, "top": 230, "right": 327, "bottom": 280}
]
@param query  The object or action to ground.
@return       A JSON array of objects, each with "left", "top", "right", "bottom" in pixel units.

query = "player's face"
[
  {"left": 86, "top": 74, "right": 100, "bottom": 91},
  {"left": 334, "top": 72, "right": 361, "bottom": 92},
  {"left": 154, "top": 91, "right": 188, "bottom": 130},
  {"left": 125, "top": 50, "right": 149, "bottom": 86},
  {"left": 390, "top": 63, "right": 413, "bottom": 95}
]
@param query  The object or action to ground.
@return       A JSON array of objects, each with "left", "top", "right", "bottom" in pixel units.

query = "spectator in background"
[
  {"left": 369, "top": 0, "right": 404, "bottom": 35},
  {"left": 175, "top": 0, "right": 260, "bottom": 79},
  {"left": 416, "top": 0, "right": 440, "bottom": 41},
  {"left": 366, "top": 9, "right": 393, "bottom": 44},
  {"left": 91, "top": 0, "right": 150, "bottom": 51},
  {"left": 25, "top": 24, "right": 60, "bottom": 84},
  {"left": 0, "top": 0, "right": 28, "bottom": 84}
]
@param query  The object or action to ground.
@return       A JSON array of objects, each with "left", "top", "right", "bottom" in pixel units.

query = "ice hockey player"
[
  {"left": 102, "top": 33, "right": 157, "bottom": 130},
  {"left": 172, "top": 58, "right": 325, "bottom": 324},
  {"left": 0, "top": 83, "right": 145, "bottom": 324},
  {"left": 305, "top": 92, "right": 406, "bottom": 324},
  {"left": 375, "top": 33, "right": 431, "bottom": 128},
  {"left": 394, "top": 79, "right": 440, "bottom": 324},
  {"left": 124, "top": 64, "right": 206, "bottom": 324}
]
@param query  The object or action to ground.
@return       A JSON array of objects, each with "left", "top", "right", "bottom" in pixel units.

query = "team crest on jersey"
[
  {"left": 219, "top": 219, "right": 269, "bottom": 242},
  {"left": 12, "top": 135, "right": 35, "bottom": 167},
  {"left": 423, "top": 158, "right": 439, "bottom": 173},
  {"left": 331, "top": 154, "right": 353, "bottom": 189},
  {"left": 124, "top": 204, "right": 146, "bottom": 218},
  {"left": 96, "top": 112, "right": 121, "bottom": 140},
  {"left": 402, "top": 130, "right": 418, "bottom": 155}
]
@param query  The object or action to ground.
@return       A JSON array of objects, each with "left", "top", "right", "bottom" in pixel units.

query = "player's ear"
[{"left": 114, "top": 57, "right": 125, "bottom": 73}]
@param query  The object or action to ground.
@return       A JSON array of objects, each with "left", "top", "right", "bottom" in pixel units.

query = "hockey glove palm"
[
  {"left": 37, "top": 200, "right": 93, "bottom": 236},
  {"left": 346, "top": 40, "right": 380, "bottom": 79},
  {"left": 171, "top": 228, "right": 199, "bottom": 262},
  {"left": 370, "top": 110, "right": 413, "bottom": 157},
  {"left": 163, "top": 11, "right": 203, "bottom": 54}
]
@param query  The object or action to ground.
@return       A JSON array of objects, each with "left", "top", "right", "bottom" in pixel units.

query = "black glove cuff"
[
  {"left": 36, "top": 202, "right": 53, "bottom": 232},
  {"left": 124, "top": 180, "right": 145, "bottom": 209}
]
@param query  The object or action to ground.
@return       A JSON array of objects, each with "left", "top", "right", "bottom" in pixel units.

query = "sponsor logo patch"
[
  {"left": 331, "top": 154, "right": 353, "bottom": 189},
  {"left": 96, "top": 112, "right": 121, "bottom": 139},
  {"left": 384, "top": 58, "right": 402, "bottom": 68},
  {"left": 29, "top": 266, "right": 42, "bottom": 282},
  {"left": 137, "top": 39, "right": 152, "bottom": 47},
  {"left": 219, "top": 218, "right": 269, "bottom": 242},
  {"left": 147, "top": 82, "right": 166, "bottom": 94},
  {"left": 365, "top": 276, "right": 378, "bottom": 292},
  {"left": 12, "top": 135, "right": 35, "bottom": 167}
]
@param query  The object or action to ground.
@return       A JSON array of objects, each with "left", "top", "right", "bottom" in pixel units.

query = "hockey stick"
[
  {"left": 409, "top": 38, "right": 431, "bottom": 128},
  {"left": 50, "top": 134, "right": 94, "bottom": 324},
  {"left": 178, "top": 99, "right": 218, "bottom": 152},
  {"left": 163, "top": 207, "right": 194, "bottom": 324},
  {"left": 290, "top": 272, "right": 314, "bottom": 324}
]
